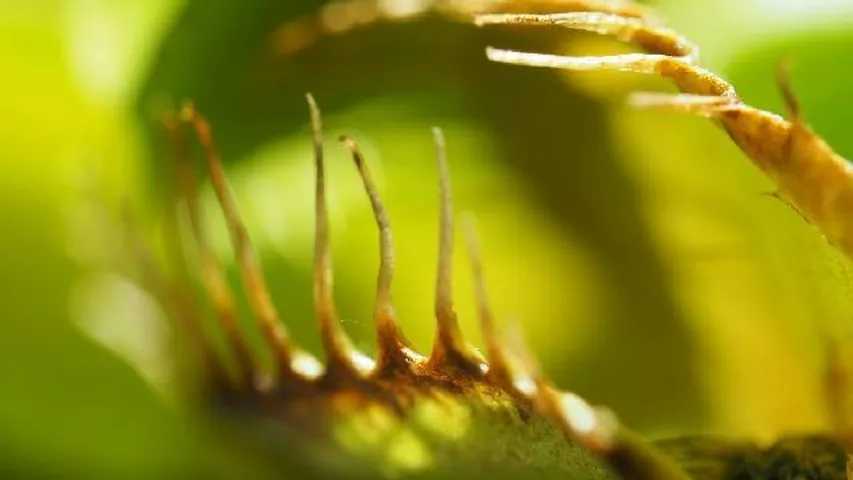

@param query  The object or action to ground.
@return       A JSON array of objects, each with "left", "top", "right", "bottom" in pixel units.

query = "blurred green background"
[{"left": 3, "top": 0, "right": 853, "bottom": 477}]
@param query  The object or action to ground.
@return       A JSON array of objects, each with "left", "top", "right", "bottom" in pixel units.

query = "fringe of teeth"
[{"left": 165, "top": 96, "right": 616, "bottom": 454}]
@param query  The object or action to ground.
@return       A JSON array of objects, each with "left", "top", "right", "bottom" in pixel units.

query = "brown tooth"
[
  {"left": 339, "top": 134, "right": 426, "bottom": 375},
  {"left": 775, "top": 59, "right": 801, "bottom": 120},
  {"left": 121, "top": 197, "right": 232, "bottom": 390},
  {"left": 461, "top": 215, "right": 520, "bottom": 389},
  {"left": 475, "top": 12, "right": 697, "bottom": 63},
  {"left": 467, "top": 0, "right": 656, "bottom": 21},
  {"left": 180, "top": 103, "right": 322, "bottom": 384},
  {"left": 164, "top": 114, "right": 259, "bottom": 389},
  {"left": 427, "top": 127, "right": 488, "bottom": 376},
  {"left": 478, "top": 11, "right": 737, "bottom": 100},
  {"left": 627, "top": 93, "right": 736, "bottom": 116},
  {"left": 306, "top": 94, "right": 375, "bottom": 381}
]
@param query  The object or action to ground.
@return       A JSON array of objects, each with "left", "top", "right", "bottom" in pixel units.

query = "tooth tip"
[
  {"left": 183, "top": 106, "right": 298, "bottom": 382},
  {"left": 339, "top": 135, "right": 358, "bottom": 152},
  {"left": 305, "top": 92, "right": 320, "bottom": 114},
  {"left": 344, "top": 133, "right": 422, "bottom": 376},
  {"left": 164, "top": 106, "right": 264, "bottom": 389},
  {"left": 428, "top": 126, "right": 488, "bottom": 377},
  {"left": 309, "top": 99, "right": 373, "bottom": 383},
  {"left": 179, "top": 101, "right": 197, "bottom": 122}
]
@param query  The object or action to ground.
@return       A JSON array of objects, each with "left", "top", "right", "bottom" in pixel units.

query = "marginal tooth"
[
  {"left": 461, "top": 220, "right": 547, "bottom": 399},
  {"left": 122, "top": 197, "right": 232, "bottom": 389},
  {"left": 476, "top": 12, "right": 697, "bottom": 63},
  {"left": 427, "top": 127, "right": 488, "bottom": 376},
  {"left": 500, "top": 318, "right": 545, "bottom": 399},
  {"left": 485, "top": 46, "right": 667, "bottom": 74},
  {"left": 460, "top": 215, "right": 516, "bottom": 384},
  {"left": 306, "top": 94, "right": 375, "bottom": 381},
  {"left": 775, "top": 60, "right": 801, "bottom": 120},
  {"left": 339, "top": 134, "right": 426, "bottom": 374},
  {"left": 164, "top": 114, "right": 259, "bottom": 389},
  {"left": 479, "top": 10, "right": 739, "bottom": 99},
  {"left": 628, "top": 92, "right": 739, "bottom": 117},
  {"left": 195, "top": 246, "right": 261, "bottom": 385},
  {"left": 180, "top": 103, "right": 321, "bottom": 383},
  {"left": 444, "top": 0, "right": 656, "bottom": 21},
  {"left": 483, "top": 46, "right": 739, "bottom": 100}
]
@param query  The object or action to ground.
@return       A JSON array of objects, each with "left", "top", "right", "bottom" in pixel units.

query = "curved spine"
[
  {"left": 427, "top": 128, "right": 489, "bottom": 375},
  {"left": 340, "top": 134, "right": 426, "bottom": 375},
  {"left": 164, "top": 113, "right": 259, "bottom": 389},
  {"left": 306, "top": 94, "right": 376, "bottom": 381},
  {"left": 181, "top": 104, "right": 322, "bottom": 384}
]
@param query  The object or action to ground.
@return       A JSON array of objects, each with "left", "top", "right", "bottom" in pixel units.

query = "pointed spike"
[
  {"left": 776, "top": 59, "right": 801, "bottom": 120},
  {"left": 306, "top": 94, "right": 375, "bottom": 380},
  {"left": 434, "top": 208, "right": 548, "bottom": 402},
  {"left": 628, "top": 92, "right": 738, "bottom": 117},
  {"left": 164, "top": 113, "right": 259, "bottom": 389},
  {"left": 307, "top": 94, "right": 343, "bottom": 353},
  {"left": 629, "top": 92, "right": 733, "bottom": 108},
  {"left": 122, "top": 200, "right": 232, "bottom": 389},
  {"left": 460, "top": 215, "right": 505, "bottom": 371},
  {"left": 428, "top": 128, "right": 487, "bottom": 375},
  {"left": 475, "top": 12, "right": 698, "bottom": 62},
  {"left": 462, "top": 216, "right": 539, "bottom": 396},
  {"left": 504, "top": 319, "right": 543, "bottom": 395},
  {"left": 554, "top": 0, "right": 655, "bottom": 20},
  {"left": 447, "top": 0, "right": 656, "bottom": 22},
  {"left": 340, "top": 136, "right": 394, "bottom": 315},
  {"left": 484, "top": 46, "right": 737, "bottom": 99},
  {"left": 433, "top": 127, "right": 455, "bottom": 333},
  {"left": 340, "top": 134, "right": 425, "bottom": 373},
  {"left": 485, "top": 46, "right": 664, "bottom": 74},
  {"left": 197, "top": 249, "right": 261, "bottom": 386},
  {"left": 181, "top": 103, "right": 321, "bottom": 382}
]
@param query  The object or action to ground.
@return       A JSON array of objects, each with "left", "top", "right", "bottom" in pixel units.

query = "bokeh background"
[{"left": 3, "top": 0, "right": 853, "bottom": 477}]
